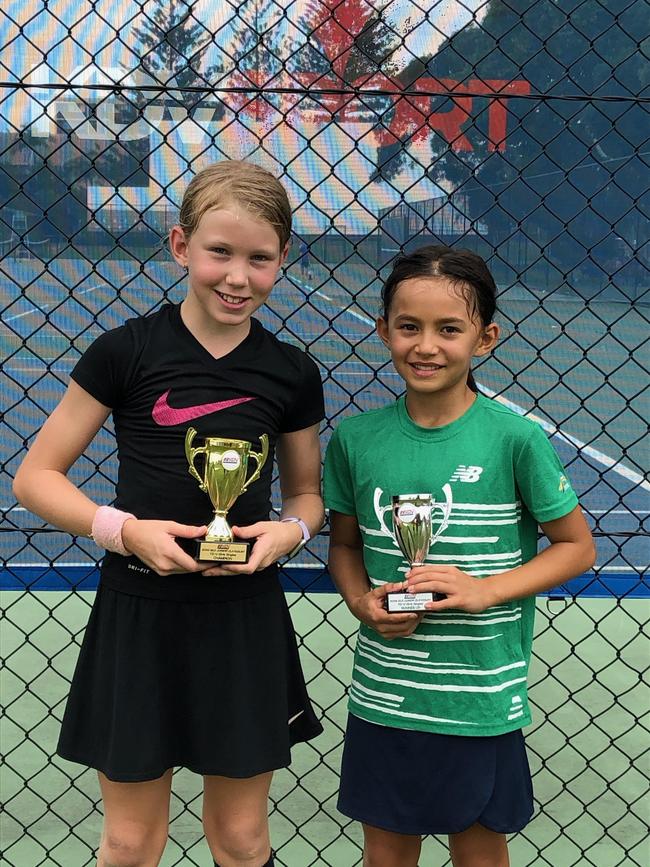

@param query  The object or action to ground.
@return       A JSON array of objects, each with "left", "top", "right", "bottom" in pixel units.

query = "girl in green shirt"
[{"left": 324, "top": 245, "right": 595, "bottom": 867}]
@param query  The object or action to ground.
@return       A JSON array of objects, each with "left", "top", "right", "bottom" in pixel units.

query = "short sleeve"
[
  {"left": 281, "top": 353, "right": 324, "bottom": 432},
  {"left": 323, "top": 426, "right": 357, "bottom": 516},
  {"left": 70, "top": 326, "right": 134, "bottom": 408},
  {"left": 515, "top": 423, "right": 579, "bottom": 523}
]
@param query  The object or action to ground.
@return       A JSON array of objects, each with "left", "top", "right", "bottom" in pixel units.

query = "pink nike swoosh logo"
[{"left": 151, "top": 390, "right": 255, "bottom": 426}]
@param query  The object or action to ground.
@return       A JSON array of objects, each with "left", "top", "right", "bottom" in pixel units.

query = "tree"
[
  {"left": 375, "top": 0, "right": 647, "bottom": 192},
  {"left": 288, "top": 0, "right": 401, "bottom": 121},
  {"left": 371, "top": 0, "right": 648, "bottom": 295},
  {"left": 133, "top": 0, "right": 224, "bottom": 110}
]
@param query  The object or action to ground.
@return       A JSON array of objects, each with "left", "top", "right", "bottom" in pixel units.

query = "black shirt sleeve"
[
  {"left": 69, "top": 324, "right": 136, "bottom": 408},
  {"left": 280, "top": 352, "right": 324, "bottom": 433}
]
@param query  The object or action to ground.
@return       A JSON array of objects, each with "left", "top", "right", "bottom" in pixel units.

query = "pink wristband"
[{"left": 91, "top": 506, "right": 136, "bottom": 556}]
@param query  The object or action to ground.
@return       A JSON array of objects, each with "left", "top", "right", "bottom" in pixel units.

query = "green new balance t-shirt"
[{"left": 323, "top": 394, "right": 578, "bottom": 737}]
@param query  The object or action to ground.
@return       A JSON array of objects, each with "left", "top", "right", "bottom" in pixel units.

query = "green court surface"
[{"left": 1, "top": 590, "right": 648, "bottom": 867}]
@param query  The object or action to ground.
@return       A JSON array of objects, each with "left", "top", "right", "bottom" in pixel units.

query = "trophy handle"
[
  {"left": 184, "top": 426, "right": 208, "bottom": 492},
  {"left": 373, "top": 488, "right": 394, "bottom": 539},
  {"left": 240, "top": 433, "right": 269, "bottom": 494},
  {"left": 431, "top": 483, "right": 453, "bottom": 545}
]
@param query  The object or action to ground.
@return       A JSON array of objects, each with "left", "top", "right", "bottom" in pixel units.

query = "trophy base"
[
  {"left": 386, "top": 591, "right": 445, "bottom": 613},
  {"left": 178, "top": 537, "right": 250, "bottom": 564}
]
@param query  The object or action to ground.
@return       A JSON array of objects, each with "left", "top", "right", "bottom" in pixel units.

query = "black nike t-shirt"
[{"left": 71, "top": 303, "right": 324, "bottom": 600}]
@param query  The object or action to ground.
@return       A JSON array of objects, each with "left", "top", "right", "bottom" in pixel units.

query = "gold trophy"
[{"left": 184, "top": 427, "right": 269, "bottom": 563}]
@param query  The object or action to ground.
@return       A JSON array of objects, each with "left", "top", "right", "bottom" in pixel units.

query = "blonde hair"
[{"left": 178, "top": 160, "right": 292, "bottom": 248}]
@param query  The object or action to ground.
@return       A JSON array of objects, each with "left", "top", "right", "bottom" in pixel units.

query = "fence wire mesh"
[{"left": 1, "top": 1, "right": 649, "bottom": 865}]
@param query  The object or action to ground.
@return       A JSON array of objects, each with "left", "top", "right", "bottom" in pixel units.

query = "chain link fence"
[{"left": 1, "top": 1, "right": 649, "bottom": 865}]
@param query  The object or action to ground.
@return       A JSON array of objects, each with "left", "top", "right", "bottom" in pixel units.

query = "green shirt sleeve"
[
  {"left": 323, "top": 426, "right": 357, "bottom": 516},
  {"left": 514, "top": 423, "right": 579, "bottom": 523}
]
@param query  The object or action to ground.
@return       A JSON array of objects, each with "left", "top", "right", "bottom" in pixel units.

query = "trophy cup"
[
  {"left": 373, "top": 487, "right": 452, "bottom": 613},
  {"left": 183, "top": 427, "right": 269, "bottom": 563}
]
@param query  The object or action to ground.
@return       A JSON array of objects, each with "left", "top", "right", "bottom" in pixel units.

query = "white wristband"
[
  {"left": 281, "top": 516, "right": 311, "bottom": 559},
  {"left": 91, "top": 506, "right": 136, "bottom": 556}
]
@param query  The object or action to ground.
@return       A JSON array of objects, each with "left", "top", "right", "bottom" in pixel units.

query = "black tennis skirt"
[
  {"left": 338, "top": 714, "right": 533, "bottom": 836},
  {"left": 57, "top": 580, "right": 322, "bottom": 782}
]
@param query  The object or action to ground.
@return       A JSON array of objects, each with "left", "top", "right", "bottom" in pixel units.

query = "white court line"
[
  {"left": 326, "top": 367, "right": 649, "bottom": 491},
  {"left": 0, "top": 366, "right": 68, "bottom": 372},
  {"left": 590, "top": 510, "right": 650, "bottom": 515},
  {"left": 314, "top": 291, "right": 374, "bottom": 327},
  {"left": 292, "top": 276, "right": 376, "bottom": 327},
  {"left": 3, "top": 284, "right": 109, "bottom": 323},
  {"left": 5, "top": 562, "right": 99, "bottom": 567},
  {"left": 321, "top": 356, "right": 649, "bottom": 493},
  {"left": 5, "top": 307, "right": 45, "bottom": 323},
  {"left": 3, "top": 359, "right": 77, "bottom": 368},
  {"left": 479, "top": 385, "right": 650, "bottom": 493}
]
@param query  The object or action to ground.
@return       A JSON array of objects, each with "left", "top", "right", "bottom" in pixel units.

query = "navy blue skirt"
[{"left": 338, "top": 714, "right": 533, "bottom": 836}]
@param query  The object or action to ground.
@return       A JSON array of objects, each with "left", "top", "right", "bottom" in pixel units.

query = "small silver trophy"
[{"left": 373, "top": 488, "right": 452, "bottom": 613}]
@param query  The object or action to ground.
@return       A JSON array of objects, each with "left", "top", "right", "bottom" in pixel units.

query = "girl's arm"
[
  {"left": 277, "top": 421, "right": 325, "bottom": 541},
  {"left": 329, "top": 510, "right": 423, "bottom": 638},
  {"left": 203, "top": 422, "right": 324, "bottom": 575},
  {"left": 405, "top": 505, "right": 596, "bottom": 613},
  {"left": 13, "top": 380, "right": 113, "bottom": 536},
  {"left": 13, "top": 380, "right": 207, "bottom": 575}
]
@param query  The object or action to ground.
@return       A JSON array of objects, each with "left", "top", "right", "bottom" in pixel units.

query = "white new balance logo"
[{"left": 450, "top": 465, "right": 483, "bottom": 483}]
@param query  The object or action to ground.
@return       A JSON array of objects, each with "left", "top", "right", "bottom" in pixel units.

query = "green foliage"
[
  {"left": 133, "top": 0, "right": 219, "bottom": 93},
  {"left": 374, "top": 0, "right": 648, "bottom": 186}
]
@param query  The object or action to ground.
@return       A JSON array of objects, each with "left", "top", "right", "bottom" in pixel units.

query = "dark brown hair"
[{"left": 381, "top": 245, "right": 497, "bottom": 392}]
